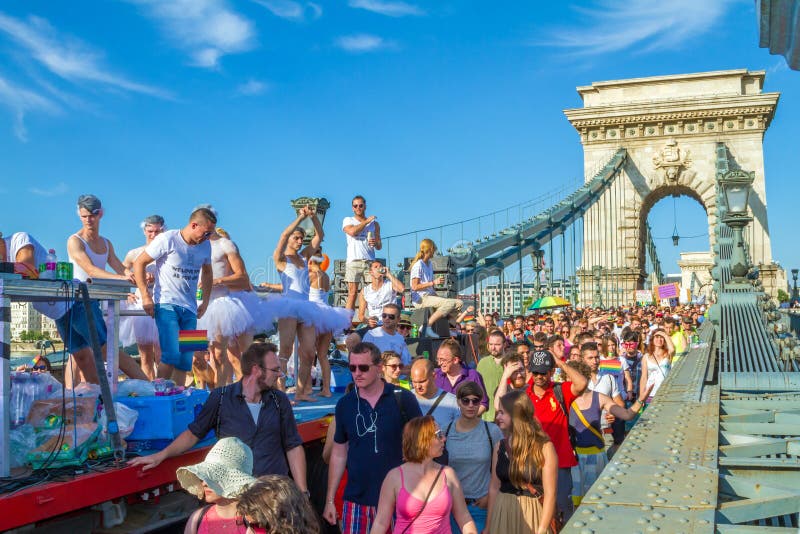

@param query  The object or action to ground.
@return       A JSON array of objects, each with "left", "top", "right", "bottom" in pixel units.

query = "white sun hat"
[{"left": 176, "top": 437, "right": 257, "bottom": 499}]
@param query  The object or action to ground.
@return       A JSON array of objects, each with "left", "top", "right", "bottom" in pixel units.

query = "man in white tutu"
[{"left": 121, "top": 214, "right": 165, "bottom": 381}]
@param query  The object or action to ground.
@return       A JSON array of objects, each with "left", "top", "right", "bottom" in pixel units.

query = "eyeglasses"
[
  {"left": 384, "top": 363, "right": 401, "bottom": 370},
  {"left": 382, "top": 313, "right": 396, "bottom": 320},
  {"left": 352, "top": 203, "right": 365, "bottom": 208},
  {"left": 349, "top": 364, "right": 372, "bottom": 373},
  {"left": 236, "top": 516, "right": 267, "bottom": 533},
  {"left": 398, "top": 324, "right": 411, "bottom": 330},
  {"left": 434, "top": 429, "right": 446, "bottom": 440},
  {"left": 436, "top": 359, "right": 453, "bottom": 365},
  {"left": 459, "top": 396, "right": 481, "bottom": 406}
]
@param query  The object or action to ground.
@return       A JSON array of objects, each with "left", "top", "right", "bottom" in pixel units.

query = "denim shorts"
[
  {"left": 55, "top": 301, "right": 108, "bottom": 354},
  {"left": 450, "top": 502, "right": 487, "bottom": 533},
  {"left": 154, "top": 303, "right": 196, "bottom": 372}
]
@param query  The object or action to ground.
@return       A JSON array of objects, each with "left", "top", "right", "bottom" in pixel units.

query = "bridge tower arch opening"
[{"left": 565, "top": 69, "right": 785, "bottom": 307}]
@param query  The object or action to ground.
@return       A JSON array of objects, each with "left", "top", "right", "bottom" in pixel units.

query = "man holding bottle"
[{"left": 341, "top": 195, "right": 381, "bottom": 310}]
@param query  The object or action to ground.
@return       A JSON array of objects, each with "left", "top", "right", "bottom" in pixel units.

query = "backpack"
[{"left": 552, "top": 384, "right": 577, "bottom": 451}]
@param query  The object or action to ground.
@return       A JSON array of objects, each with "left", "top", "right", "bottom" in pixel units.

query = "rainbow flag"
[
  {"left": 599, "top": 359, "right": 622, "bottom": 374},
  {"left": 179, "top": 330, "right": 208, "bottom": 352}
]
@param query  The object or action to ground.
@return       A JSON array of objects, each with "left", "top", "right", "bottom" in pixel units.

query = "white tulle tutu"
[
  {"left": 268, "top": 295, "right": 327, "bottom": 327},
  {"left": 311, "top": 303, "right": 353, "bottom": 334},
  {"left": 120, "top": 299, "right": 159, "bottom": 347},
  {"left": 197, "top": 294, "right": 255, "bottom": 341},
  {"left": 232, "top": 291, "right": 278, "bottom": 335}
]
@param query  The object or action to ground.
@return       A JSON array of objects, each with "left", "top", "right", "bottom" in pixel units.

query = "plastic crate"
[
  {"left": 117, "top": 389, "right": 210, "bottom": 441},
  {"left": 330, "top": 362, "right": 353, "bottom": 393},
  {"left": 126, "top": 433, "right": 216, "bottom": 454}
]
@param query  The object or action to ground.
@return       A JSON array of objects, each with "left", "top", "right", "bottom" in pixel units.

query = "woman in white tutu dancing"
[
  {"left": 196, "top": 219, "right": 257, "bottom": 386},
  {"left": 308, "top": 247, "right": 352, "bottom": 398},
  {"left": 121, "top": 215, "right": 165, "bottom": 380},
  {"left": 272, "top": 205, "right": 323, "bottom": 402}
]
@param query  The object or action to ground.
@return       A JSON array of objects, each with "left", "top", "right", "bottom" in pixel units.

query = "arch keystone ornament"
[{"left": 564, "top": 70, "right": 785, "bottom": 306}]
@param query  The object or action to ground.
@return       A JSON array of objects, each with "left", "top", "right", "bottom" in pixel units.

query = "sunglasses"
[
  {"left": 434, "top": 429, "right": 446, "bottom": 440},
  {"left": 32, "top": 364, "right": 48, "bottom": 371},
  {"left": 349, "top": 364, "right": 373, "bottom": 373},
  {"left": 352, "top": 203, "right": 365, "bottom": 208},
  {"left": 201, "top": 231, "right": 213, "bottom": 239},
  {"left": 398, "top": 324, "right": 411, "bottom": 330},
  {"left": 236, "top": 516, "right": 267, "bottom": 533},
  {"left": 384, "top": 363, "right": 401, "bottom": 370},
  {"left": 459, "top": 396, "right": 481, "bottom": 406},
  {"left": 382, "top": 313, "right": 396, "bottom": 320}
]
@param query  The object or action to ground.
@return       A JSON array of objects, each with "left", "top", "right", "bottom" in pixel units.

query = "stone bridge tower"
[{"left": 565, "top": 70, "right": 783, "bottom": 306}]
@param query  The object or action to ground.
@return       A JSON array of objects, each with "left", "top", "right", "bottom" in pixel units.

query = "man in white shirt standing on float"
[
  {"left": 134, "top": 206, "right": 214, "bottom": 385},
  {"left": 342, "top": 195, "right": 381, "bottom": 310}
]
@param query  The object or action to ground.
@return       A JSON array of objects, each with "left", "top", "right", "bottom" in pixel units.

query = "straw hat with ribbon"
[{"left": 176, "top": 437, "right": 257, "bottom": 499}]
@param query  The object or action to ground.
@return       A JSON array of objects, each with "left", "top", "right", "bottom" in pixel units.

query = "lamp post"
[
  {"left": 592, "top": 265, "right": 603, "bottom": 308},
  {"left": 791, "top": 268, "right": 799, "bottom": 305},
  {"left": 568, "top": 275, "right": 577, "bottom": 306},
  {"left": 532, "top": 249, "right": 544, "bottom": 300},
  {"left": 717, "top": 170, "right": 754, "bottom": 287},
  {"left": 290, "top": 197, "right": 330, "bottom": 245}
]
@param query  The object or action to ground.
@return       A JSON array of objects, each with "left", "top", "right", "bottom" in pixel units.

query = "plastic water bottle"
[{"left": 40, "top": 249, "right": 57, "bottom": 280}]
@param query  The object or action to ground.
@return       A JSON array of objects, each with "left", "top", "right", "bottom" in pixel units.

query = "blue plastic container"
[
  {"left": 330, "top": 363, "right": 353, "bottom": 393},
  {"left": 117, "top": 389, "right": 210, "bottom": 441}
]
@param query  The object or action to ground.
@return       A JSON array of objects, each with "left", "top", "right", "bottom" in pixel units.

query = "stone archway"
[{"left": 565, "top": 69, "right": 782, "bottom": 306}]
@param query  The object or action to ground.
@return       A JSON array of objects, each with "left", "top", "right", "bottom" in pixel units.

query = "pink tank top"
[
  {"left": 197, "top": 504, "right": 245, "bottom": 534},
  {"left": 393, "top": 466, "right": 452, "bottom": 534}
]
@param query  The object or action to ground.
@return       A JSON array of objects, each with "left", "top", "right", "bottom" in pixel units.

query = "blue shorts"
[
  {"left": 154, "top": 303, "right": 196, "bottom": 372},
  {"left": 451, "top": 502, "right": 487, "bottom": 533},
  {"left": 55, "top": 301, "right": 108, "bottom": 354}
]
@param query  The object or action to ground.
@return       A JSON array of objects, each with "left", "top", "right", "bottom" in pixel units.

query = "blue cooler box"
[
  {"left": 118, "top": 389, "right": 210, "bottom": 441},
  {"left": 329, "top": 361, "right": 352, "bottom": 393}
]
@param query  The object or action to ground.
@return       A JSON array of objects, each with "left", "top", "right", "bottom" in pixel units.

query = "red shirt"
[{"left": 526, "top": 380, "right": 578, "bottom": 468}]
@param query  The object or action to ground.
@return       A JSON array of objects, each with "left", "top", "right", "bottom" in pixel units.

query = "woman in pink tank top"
[{"left": 371, "top": 416, "right": 478, "bottom": 534}]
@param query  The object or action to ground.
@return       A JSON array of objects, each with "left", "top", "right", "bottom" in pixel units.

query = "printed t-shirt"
[
  {"left": 525, "top": 381, "right": 578, "bottom": 468},
  {"left": 145, "top": 230, "right": 211, "bottom": 313}
]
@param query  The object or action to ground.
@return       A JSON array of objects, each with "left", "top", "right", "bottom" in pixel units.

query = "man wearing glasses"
[
  {"left": 342, "top": 195, "right": 381, "bottom": 310},
  {"left": 134, "top": 206, "right": 215, "bottom": 384},
  {"left": 324, "top": 342, "right": 421, "bottom": 533},
  {"left": 362, "top": 303, "right": 412, "bottom": 369},
  {"left": 130, "top": 343, "right": 308, "bottom": 491}
]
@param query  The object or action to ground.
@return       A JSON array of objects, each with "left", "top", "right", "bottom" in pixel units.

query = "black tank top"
[{"left": 496, "top": 439, "right": 543, "bottom": 496}]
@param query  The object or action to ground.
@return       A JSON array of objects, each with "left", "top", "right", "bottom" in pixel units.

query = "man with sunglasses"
[
  {"left": 324, "top": 342, "right": 421, "bottom": 533},
  {"left": 134, "top": 206, "right": 214, "bottom": 384},
  {"left": 524, "top": 349, "right": 587, "bottom": 523},
  {"left": 362, "top": 303, "right": 412, "bottom": 369},
  {"left": 342, "top": 195, "right": 381, "bottom": 310},
  {"left": 130, "top": 343, "right": 307, "bottom": 493}
]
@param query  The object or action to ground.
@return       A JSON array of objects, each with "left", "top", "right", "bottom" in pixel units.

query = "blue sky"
[{"left": 0, "top": 0, "right": 797, "bottom": 288}]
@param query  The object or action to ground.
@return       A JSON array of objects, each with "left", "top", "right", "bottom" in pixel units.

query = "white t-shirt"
[
  {"left": 145, "top": 230, "right": 211, "bottom": 313},
  {"left": 362, "top": 279, "right": 396, "bottom": 319},
  {"left": 588, "top": 373, "right": 619, "bottom": 430},
  {"left": 362, "top": 327, "right": 412, "bottom": 365},
  {"left": 5, "top": 232, "right": 70, "bottom": 319},
  {"left": 409, "top": 259, "right": 435, "bottom": 304},
  {"left": 342, "top": 216, "right": 376, "bottom": 263}
]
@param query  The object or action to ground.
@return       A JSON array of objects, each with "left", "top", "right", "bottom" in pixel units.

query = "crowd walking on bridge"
[{"left": 3, "top": 192, "right": 704, "bottom": 533}]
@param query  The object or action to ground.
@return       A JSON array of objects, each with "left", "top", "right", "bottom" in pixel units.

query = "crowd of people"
[{"left": 3, "top": 192, "right": 707, "bottom": 533}]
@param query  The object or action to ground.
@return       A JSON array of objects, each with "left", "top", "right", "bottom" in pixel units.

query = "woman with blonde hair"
[
  {"left": 236, "top": 475, "right": 320, "bottom": 534},
  {"left": 409, "top": 238, "right": 463, "bottom": 338},
  {"left": 485, "top": 390, "right": 557, "bottom": 534},
  {"left": 372, "top": 415, "right": 477, "bottom": 534},
  {"left": 639, "top": 328, "right": 675, "bottom": 402}
]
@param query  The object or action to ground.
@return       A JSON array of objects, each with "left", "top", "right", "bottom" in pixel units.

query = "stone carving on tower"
[{"left": 652, "top": 138, "right": 693, "bottom": 185}]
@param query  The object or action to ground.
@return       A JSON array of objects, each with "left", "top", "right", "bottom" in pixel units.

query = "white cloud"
[
  {"left": 348, "top": 0, "right": 424, "bottom": 17},
  {"left": 251, "top": 0, "right": 322, "bottom": 21},
  {"left": 0, "top": 12, "right": 170, "bottom": 98},
  {"left": 125, "top": 0, "right": 256, "bottom": 69},
  {"left": 335, "top": 34, "right": 396, "bottom": 53},
  {"left": 0, "top": 74, "right": 59, "bottom": 141},
  {"left": 30, "top": 181, "right": 68, "bottom": 197},
  {"left": 236, "top": 79, "right": 270, "bottom": 96},
  {"left": 537, "top": 0, "right": 734, "bottom": 55}
]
